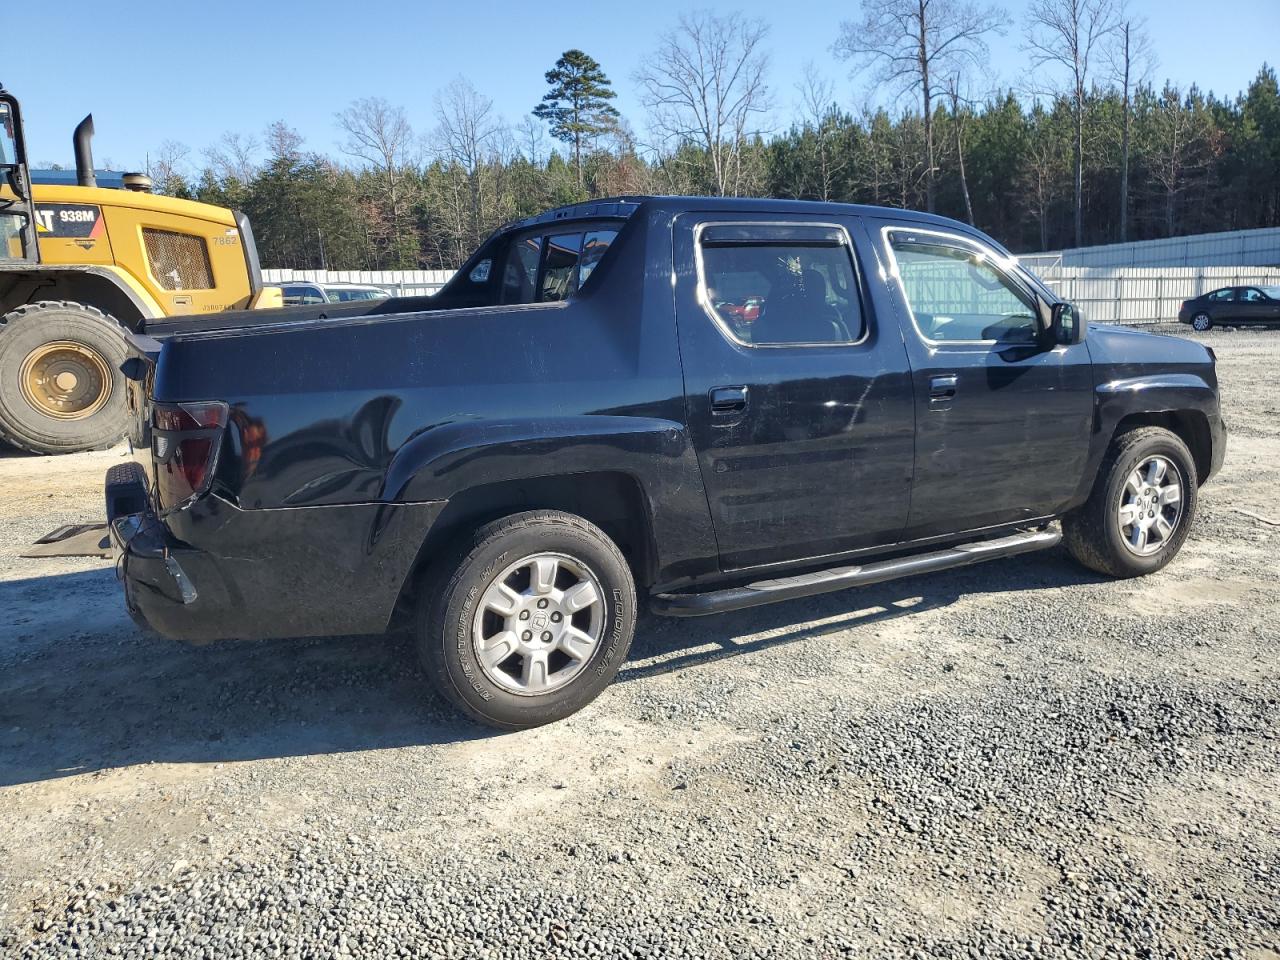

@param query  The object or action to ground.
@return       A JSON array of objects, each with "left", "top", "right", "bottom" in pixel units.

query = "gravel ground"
[{"left": 1, "top": 326, "right": 1277, "bottom": 959}]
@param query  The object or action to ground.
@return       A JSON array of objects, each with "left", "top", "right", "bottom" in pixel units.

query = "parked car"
[
  {"left": 280, "top": 281, "right": 391, "bottom": 305},
  {"left": 1178, "top": 286, "right": 1280, "bottom": 331},
  {"left": 106, "top": 197, "right": 1226, "bottom": 730}
]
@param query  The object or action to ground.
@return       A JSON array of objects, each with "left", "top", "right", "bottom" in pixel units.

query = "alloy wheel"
[
  {"left": 471, "top": 552, "right": 606, "bottom": 695},
  {"left": 1117, "top": 455, "right": 1184, "bottom": 556}
]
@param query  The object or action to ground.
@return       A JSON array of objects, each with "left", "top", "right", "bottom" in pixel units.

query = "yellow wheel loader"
[{"left": 0, "top": 84, "right": 280, "bottom": 454}]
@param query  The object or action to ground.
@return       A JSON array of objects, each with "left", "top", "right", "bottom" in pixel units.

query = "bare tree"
[
  {"left": 634, "top": 11, "right": 772, "bottom": 197},
  {"left": 796, "top": 62, "right": 849, "bottom": 201},
  {"left": 1106, "top": 8, "right": 1154, "bottom": 240},
  {"left": 945, "top": 76, "right": 976, "bottom": 223},
  {"left": 264, "top": 121, "right": 304, "bottom": 165},
  {"left": 517, "top": 115, "right": 547, "bottom": 165},
  {"left": 147, "top": 140, "right": 191, "bottom": 196},
  {"left": 433, "top": 77, "right": 504, "bottom": 253},
  {"left": 336, "top": 97, "right": 417, "bottom": 262},
  {"left": 1145, "top": 84, "right": 1215, "bottom": 236},
  {"left": 1026, "top": 0, "right": 1121, "bottom": 247},
  {"left": 204, "top": 131, "right": 260, "bottom": 185},
  {"left": 834, "top": 0, "right": 1007, "bottom": 213},
  {"left": 1019, "top": 106, "right": 1068, "bottom": 249}
]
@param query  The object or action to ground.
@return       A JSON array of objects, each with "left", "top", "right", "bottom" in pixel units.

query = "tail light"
[{"left": 152, "top": 401, "right": 229, "bottom": 510}]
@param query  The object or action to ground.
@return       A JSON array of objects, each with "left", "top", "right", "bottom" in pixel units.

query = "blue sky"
[{"left": 12, "top": 0, "right": 1280, "bottom": 171}]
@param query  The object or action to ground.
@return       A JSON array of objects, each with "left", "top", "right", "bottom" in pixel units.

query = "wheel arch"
[
  {"left": 389, "top": 470, "right": 657, "bottom": 629},
  {"left": 0, "top": 266, "right": 160, "bottom": 330},
  {"left": 1110, "top": 409, "right": 1213, "bottom": 484}
]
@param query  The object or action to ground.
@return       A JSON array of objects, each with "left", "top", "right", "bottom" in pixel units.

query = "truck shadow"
[{"left": 0, "top": 551, "right": 1102, "bottom": 786}]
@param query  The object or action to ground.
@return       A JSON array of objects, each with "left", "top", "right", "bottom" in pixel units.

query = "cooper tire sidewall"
[{"left": 431, "top": 523, "right": 635, "bottom": 728}]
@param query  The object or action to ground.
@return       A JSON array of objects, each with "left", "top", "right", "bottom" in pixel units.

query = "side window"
[
  {"left": 282, "top": 285, "right": 324, "bottom": 305},
  {"left": 502, "top": 235, "right": 542, "bottom": 304},
  {"left": 499, "top": 226, "right": 616, "bottom": 305},
  {"left": 578, "top": 230, "right": 618, "bottom": 290},
  {"left": 1241, "top": 288, "right": 1263, "bottom": 303},
  {"left": 698, "top": 226, "right": 864, "bottom": 345},
  {"left": 539, "top": 233, "right": 582, "bottom": 302},
  {"left": 1209, "top": 289, "right": 1234, "bottom": 302},
  {"left": 888, "top": 231, "right": 1038, "bottom": 343}
]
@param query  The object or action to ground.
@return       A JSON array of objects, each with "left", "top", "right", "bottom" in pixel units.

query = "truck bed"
[{"left": 143, "top": 294, "right": 440, "bottom": 337}]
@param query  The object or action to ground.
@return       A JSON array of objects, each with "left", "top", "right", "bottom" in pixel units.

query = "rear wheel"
[
  {"left": 417, "top": 510, "right": 637, "bottom": 729},
  {"left": 1063, "top": 427, "right": 1198, "bottom": 578},
  {"left": 0, "top": 301, "right": 130, "bottom": 454},
  {"left": 1191, "top": 312, "right": 1212, "bottom": 332}
]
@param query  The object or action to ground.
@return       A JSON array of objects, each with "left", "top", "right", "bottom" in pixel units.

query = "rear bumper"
[{"left": 107, "top": 466, "right": 446, "bottom": 643}]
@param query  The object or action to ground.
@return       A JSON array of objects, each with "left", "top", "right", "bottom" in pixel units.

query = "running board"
[{"left": 650, "top": 527, "right": 1061, "bottom": 617}]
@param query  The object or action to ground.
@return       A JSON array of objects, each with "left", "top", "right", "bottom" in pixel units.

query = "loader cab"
[{"left": 0, "top": 88, "right": 38, "bottom": 263}]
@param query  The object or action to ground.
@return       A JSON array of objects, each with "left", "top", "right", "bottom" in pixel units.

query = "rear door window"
[{"left": 697, "top": 224, "right": 865, "bottom": 345}]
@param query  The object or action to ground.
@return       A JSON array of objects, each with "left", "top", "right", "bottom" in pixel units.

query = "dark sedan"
[{"left": 1179, "top": 286, "right": 1280, "bottom": 331}]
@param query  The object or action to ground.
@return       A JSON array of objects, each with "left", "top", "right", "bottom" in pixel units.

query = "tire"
[
  {"left": 1062, "top": 427, "right": 1198, "bottom": 579},
  {"left": 0, "top": 301, "right": 130, "bottom": 454},
  {"left": 417, "top": 510, "right": 637, "bottom": 730},
  {"left": 1191, "top": 312, "right": 1212, "bottom": 332}
]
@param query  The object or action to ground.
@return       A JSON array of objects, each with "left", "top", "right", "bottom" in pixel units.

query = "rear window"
[{"left": 500, "top": 227, "right": 619, "bottom": 305}]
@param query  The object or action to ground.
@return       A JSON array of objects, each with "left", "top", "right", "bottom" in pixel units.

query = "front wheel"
[
  {"left": 1191, "top": 312, "right": 1213, "bottom": 332},
  {"left": 417, "top": 510, "right": 637, "bottom": 730},
  {"left": 1063, "top": 427, "right": 1198, "bottom": 578}
]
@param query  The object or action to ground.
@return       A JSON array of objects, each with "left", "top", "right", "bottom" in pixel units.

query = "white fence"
[
  {"left": 264, "top": 264, "right": 1280, "bottom": 327},
  {"left": 262, "top": 268, "right": 453, "bottom": 297},
  {"left": 1033, "top": 266, "right": 1280, "bottom": 325},
  {"left": 1021, "top": 226, "right": 1280, "bottom": 271}
]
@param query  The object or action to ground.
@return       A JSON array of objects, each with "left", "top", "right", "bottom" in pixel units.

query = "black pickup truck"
[{"left": 107, "top": 197, "right": 1225, "bottom": 729}]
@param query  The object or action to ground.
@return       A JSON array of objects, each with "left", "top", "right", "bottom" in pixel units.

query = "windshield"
[{"left": 1260, "top": 286, "right": 1280, "bottom": 300}]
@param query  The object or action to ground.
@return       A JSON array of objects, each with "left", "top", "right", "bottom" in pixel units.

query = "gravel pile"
[{"left": 2, "top": 329, "right": 1277, "bottom": 958}]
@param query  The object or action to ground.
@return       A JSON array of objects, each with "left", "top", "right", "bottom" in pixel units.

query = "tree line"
[{"left": 138, "top": 3, "right": 1280, "bottom": 270}]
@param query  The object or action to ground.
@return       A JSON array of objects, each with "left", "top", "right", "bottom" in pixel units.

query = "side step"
[{"left": 650, "top": 526, "right": 1061, "bottom": 617}]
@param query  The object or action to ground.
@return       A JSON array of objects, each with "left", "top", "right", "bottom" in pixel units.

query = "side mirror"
[{"left": 1051, "top": 302, "right": 1086, "bottom": 345}]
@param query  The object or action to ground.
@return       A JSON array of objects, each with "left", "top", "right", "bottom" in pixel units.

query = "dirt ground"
[{"left": 0, "top": 327, "right": 1276, "bottom": 958}]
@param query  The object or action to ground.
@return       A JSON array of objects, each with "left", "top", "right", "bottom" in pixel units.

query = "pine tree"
[{"left": 532, "top": 50, "right": 620, "bottom": 189}]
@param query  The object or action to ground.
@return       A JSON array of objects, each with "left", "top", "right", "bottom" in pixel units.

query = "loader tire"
[{"left": 0, "top": 301, "right": 130, "bottom": 455}]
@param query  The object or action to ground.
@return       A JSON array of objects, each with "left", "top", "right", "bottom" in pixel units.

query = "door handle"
[
  {"left": 710, "top": 385, "right": 748, "bottom": 414},
  {"left": 929, "top": 374, "right": 958, "bottom": 402}
]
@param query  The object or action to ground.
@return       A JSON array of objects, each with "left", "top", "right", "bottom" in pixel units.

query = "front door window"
[{"left": 888, "top": 232, "right": 1040, "bottom": 344}]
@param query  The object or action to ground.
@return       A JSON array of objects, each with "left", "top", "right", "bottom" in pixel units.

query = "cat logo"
[{"left": 34, "top": 203, "right": 104, "bottom": 240}]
